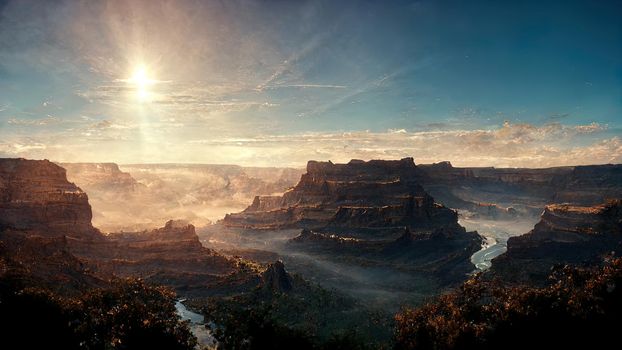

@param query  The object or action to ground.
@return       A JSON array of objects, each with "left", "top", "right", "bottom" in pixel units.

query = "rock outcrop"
[
  {"left": 60, "top": 162, "right": 140, "bottom": 192},
  {"left": 224, "top": 158, "right": 461, "bottom": 231},
  {"left": 62, "top": 162, "right": 302, "bottom": 231},
  {"left": 0, "top": 158, "right": 255, "bottom": 297},
  {"left": 260, "top": 260, "right": 293, "bottom": 292},
  {"left": 222, "top": 158, "right": 482, "bottom": 291},
  {"left": 490, "top": 200, "right": 622, "bottom": 283},
  {"left": 105, "top": 220, "right": 233, "bottom": 276},
  {"left": 416, "top": 162, "right": 622, "bottom": 219},
  {"left": 0, "top": 158, "right": 96, "bottom": 236}
]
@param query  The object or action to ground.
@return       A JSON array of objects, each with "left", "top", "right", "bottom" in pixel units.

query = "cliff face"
[
  {"left": 0, "top": 159, "right": 254, "bottom": 297},
  {"left": 62, "top": 162, "right": 302, "bottom": 231},
  {"left": 490, "top": 200, "right": 622, "bottom": 283},
  {"left": 416, "top": 162, "right": 622, "bottom": 219},
  {"left": 0, "top": 159, "right": 95, "bottom": 235},
  {"left": 60, "top": 162, "right": 139, "bottom": 191},
  {"left": 224, "top": 158, "right": 461, "bottom": 231},
  {"left": 222, "top": 158, "right": 481, "bottom": 291},
  {"left": 97, "top": 220, "right": 247, "bottom": 295}
]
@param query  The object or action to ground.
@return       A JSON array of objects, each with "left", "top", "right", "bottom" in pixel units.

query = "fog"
[
  {"left": 62, "top": 161, "right": 544, "bottom": 310},
  {"left": 62, "top": 163, "right": 302, "bottom": 232}
]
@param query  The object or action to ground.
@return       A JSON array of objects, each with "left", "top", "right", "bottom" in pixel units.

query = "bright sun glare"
[{"left": 129, "top": 65, "right": 154, "bottom": 101}]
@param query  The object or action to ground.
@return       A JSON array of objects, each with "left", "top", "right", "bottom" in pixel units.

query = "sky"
[{"left": 0, "top": 0, "right": 620, "bottom": 167}]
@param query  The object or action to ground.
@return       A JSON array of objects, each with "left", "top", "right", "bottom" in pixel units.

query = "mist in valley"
[{"left": 62, "top": 163, "right": 302, "bottom": 232}]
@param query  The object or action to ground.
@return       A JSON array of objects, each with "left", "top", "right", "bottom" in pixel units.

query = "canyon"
[
  {"left": 491, "top": 200, "right": 622, "bottom": 283},
  {"left": 0, "top": 158, "right": 257, "bottom": 298},
  {"left": 2, "top": 157, "right": 621, "bottom": 348},
  {"left": 61, "top": 162, "right": 302, "bottom": 232}
]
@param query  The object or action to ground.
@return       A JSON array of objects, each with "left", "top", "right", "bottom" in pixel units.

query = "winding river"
[
  {"left": 175, "top": 300, "right": 218, "bottom": 349},
  {"left": 460, "top": 217, "right": 538, "bottom": 271}
]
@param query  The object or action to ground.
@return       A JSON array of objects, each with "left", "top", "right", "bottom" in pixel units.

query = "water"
[
  {"left": 470, "top": 237, "right": 507, "bottom": 270},
  {"left": 175, "top": 300, "right": 218, "bottom": 349},
  {"left": 459, "top": 217, "right": 538, "bottom": 272}
]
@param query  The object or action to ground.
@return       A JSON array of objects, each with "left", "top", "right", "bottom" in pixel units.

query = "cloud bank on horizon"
[{"left": 0, "top": 0, "right": 620, "bottom": 167}]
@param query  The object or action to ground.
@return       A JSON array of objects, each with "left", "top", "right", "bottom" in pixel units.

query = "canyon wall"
[
  {"left": 490, "top": 200, "right": 622, "bottom": 283},
  {"left": 61, "top": 162, "right": 302, "bottom": 231},
  {"left": 0, "top": 159, "right": 95, "bottom": 235},
  {"left": 224, "top": 158, "right": 461, "bottom": 231}
]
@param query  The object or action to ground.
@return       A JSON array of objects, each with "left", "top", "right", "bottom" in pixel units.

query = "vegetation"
[
  {"left": 199, "top": 274, "right": 389, "bottom": 349},
  {"left": 0, "top": 278, "right": 197, "bottom": 350},
  {"left": 395, "top": 257, "right": 622, "bottom": 349}
]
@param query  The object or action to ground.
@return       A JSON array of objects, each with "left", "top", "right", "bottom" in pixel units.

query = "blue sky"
[{"left": 0, "top": 0, "right": 620, "bottom": 166}]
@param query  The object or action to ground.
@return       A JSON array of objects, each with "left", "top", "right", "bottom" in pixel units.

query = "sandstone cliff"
[
  {"left": 490, "top": 200, "right": 622, "bottom": 283},
  {"left": 224, "top": 158, "right": 461, "bottom": 231},
  {"left": 417, "top": 161, "right": 622, "bottom": 219},
  {"left": 0, "top": 158, "right": 96, "bottom": 236},
  {"left": 62, "top": 162, "right": 302, "bottom": 231},
  {"left": 0, "top": 158, "right": 256, "bottom": 297}
]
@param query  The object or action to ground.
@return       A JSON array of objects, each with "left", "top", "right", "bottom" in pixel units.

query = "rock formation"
[
  {"left": 62, "top": 162, "right": 302, "bottom": 231},
  {"left": 260, "top": 260, "right": 293, "bottom": 292},
  {"left": 416, "top": 162, "right": 622, "bottom": 219},
  {"left": 490, "top": 200, "right": 622, "bottom": 283},
  {"left": 222, "top": 158, "right": 483, "bottom": 290},
  {"left": 224, "top": 158, "right": 461, "bottom": 231},
  {"left": 0, "top": 158, "right": 255, "bottom": 297},
  {"left": 60, "top": 162, "right": 140, "bottom": 192},
  {"left": 0, "top": 158, "right": 96, "bottom": 236}
]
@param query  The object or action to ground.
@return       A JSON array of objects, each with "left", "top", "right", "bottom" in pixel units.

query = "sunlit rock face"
[
  {"left": 61, "top": 162, "right": 303, "bottom": 232},
  {"left": 491, "top": 200, "right": 622, "bottom": 283},
  {"left": 60, "top": 162, "right": 141, "bottom": 194},
  {"left": 0, "top": 159, "right": 255, "bottom": 296},
  {"left": 224, "top": 158, "right": 461, "bottom": 231},
  {"left": 0, "top": 158, "right": 96, "bottom": 236}
]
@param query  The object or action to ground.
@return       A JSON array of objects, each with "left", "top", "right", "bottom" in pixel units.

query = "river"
[
  {"left": 460, "top": 217, "right": 539, "bottom": 271},
  {"left": 175, "top": 300, "right": 218, "bottom": 349}
]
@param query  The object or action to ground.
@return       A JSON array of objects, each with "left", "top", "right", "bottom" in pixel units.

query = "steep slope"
[
  {"left": 61, "top": 162, "right": 302, "bottom": 231},
  {"left": 490, "top": 200, "right": 622, "bottom": 283},
  {"left": 417, "top": 161, "right": 622, "bottom": 219},
  {"left": 0, "top": 158, "right": 253, "bottom": 297},
  {"left": 224, "top": 158, "right": 461, "bottom": 231},
  {"left": 0, "top": 159, "right": 97, "bottom": 236},
  {"left": 220, "top": 158, "right": 483, "bottom": 298}
]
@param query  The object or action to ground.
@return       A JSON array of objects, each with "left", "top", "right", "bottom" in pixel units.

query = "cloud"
[
  {"left": 264, "top": 84, "right": 347, "bottom": 89},
  {"left": 0, "top": 121, "right": 618, "bottom": 167},
  {"left": 183, "top": 121, "right": 618, "bottom": 167},
  {"left": 0, "top": 140, "right": 47, "bottom": 156},
  {"left": 7, "top": 116, "right": 61, "bottom": 126}
]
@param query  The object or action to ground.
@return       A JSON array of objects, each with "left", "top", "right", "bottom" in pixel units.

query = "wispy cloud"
[
  {"left": 264, "top": 84, "right": 347, "bottom": 90},
  {"left": 4, "top": 121, "right": 615, "bottom": 168},
  {"left": 7, "top": 115, "right": 61, "bottom": 126}
]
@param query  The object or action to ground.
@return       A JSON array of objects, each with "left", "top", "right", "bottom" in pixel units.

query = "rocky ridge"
[
  {"left": 417, "top": 161, "right": 622, "bottom": 219},
  {"left": 490, "top": 199, "right": 622, "bottom": 283},
  {"left": 0, "top": 158, "right": 259, "bottom": 297},
  {"left": 224, "top": 158, "right": 461, "bottom": 231},
  {"left": 0, "top": 159, "right": 96, "bottom": 235}
]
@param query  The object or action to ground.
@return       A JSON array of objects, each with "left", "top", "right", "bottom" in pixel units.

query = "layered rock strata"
[
  {"left": 0, "top": 159, "right": 254, "bottom": 296},
  {"left": 224, "top": 158, "right": 461, "bottom": 231},
  {"left": 490, "top": 200, "right": 622, "bottom": 283},
  {"left": 0, "top": 159, "right": 96, "bottom": 235}
]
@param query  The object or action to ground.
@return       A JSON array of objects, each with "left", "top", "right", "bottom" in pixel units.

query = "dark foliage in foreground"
[
  {"left": 0, "top": 278, "right": 196, "bottom": 350},
  {"left": 394, "top": 257, "right": 622, "bottom": 349},
  {"left": 200, "top": 274, "right": 386, "bottom": 350}
]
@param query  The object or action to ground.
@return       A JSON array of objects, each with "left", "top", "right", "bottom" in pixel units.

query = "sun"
[{"left": 128, "top": 65, "right": 154, "bottom": 101}]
